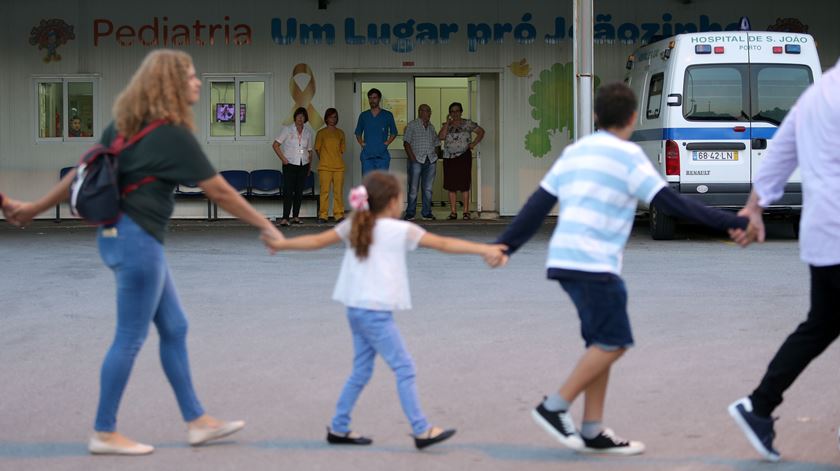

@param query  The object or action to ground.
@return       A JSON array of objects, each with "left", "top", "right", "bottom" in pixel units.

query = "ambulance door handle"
[
  {"left": 666, "top": 94, "right": 682, "bottom": 106},
  {"left": 752, "top": 138, "right": 767, "bottom": 150}
]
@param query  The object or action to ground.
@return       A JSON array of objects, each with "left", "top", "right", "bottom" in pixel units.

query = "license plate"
[{"left": 692, "top": 150, "right": 738, "bottom": 161}]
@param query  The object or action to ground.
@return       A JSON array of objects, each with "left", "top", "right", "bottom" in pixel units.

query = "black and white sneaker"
[
  {"left": 728, "top": 397, "right": 780, "bottom": 462},
  {"left": 531, "top": 402, "right": 584, "bottom": 449},
  {"left": 579, "top": 428, "right": 645, "bottom": 455}
]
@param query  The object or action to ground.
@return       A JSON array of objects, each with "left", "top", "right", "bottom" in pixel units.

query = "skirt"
[{"left": 443, "top": 149, "right": 472, "bottom": 192}]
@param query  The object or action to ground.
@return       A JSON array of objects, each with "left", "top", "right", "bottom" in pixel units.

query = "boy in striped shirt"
[{"left": 496, "top": 83, "right": 751, "bottom": 455}]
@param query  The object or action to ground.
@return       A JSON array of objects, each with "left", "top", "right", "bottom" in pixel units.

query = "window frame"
[
  {"left": 33, "top": 75, "right": 100, "bottom": 143},
  {"left": 203, "top": 73, "right": 271, "bottom": 142}
]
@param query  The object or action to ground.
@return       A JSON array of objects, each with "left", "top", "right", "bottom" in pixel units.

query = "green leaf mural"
[{"left": 525, "top": 62, "right": 600, "bottom": 158}]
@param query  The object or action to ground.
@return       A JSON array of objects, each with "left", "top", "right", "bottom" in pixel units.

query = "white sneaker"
[
  {"left": 88, "top": 436, "right": 154, "bottom": 455},
  {"left": 531, "top": 403, "right": 585, "bottom": 450},
  {"left": 578, "top": 428, "right": 645, "bottom": 455},
  {"left": 188, "top": 420, "right": 245, "bottom": 446}
]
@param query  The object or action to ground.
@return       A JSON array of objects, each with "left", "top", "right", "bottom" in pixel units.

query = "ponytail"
[
  {"left": 347, "top": 171, "right": 401, "bottom": 261},
  {"left": 350, "top": 209, "right": 375, "bottom": 260}
]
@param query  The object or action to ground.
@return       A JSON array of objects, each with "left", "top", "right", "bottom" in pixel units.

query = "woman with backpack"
[{"left": 7, "top": 50, "right": 284, "bottom": 455}]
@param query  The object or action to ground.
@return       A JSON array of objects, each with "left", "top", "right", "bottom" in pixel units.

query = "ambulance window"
[
  {"left": 683, "top": 66, "right": 747, "bottom": 122},
  {"left": 752, "top": 65, "right": 812, "bottom": 125},
  {"left": 646, "top": 73, "right": 664, "bottom": 120}
]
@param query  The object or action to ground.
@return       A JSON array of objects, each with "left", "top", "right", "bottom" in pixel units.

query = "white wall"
[{"left": 2, "top": 0, "right": 838, "bottom": 217}]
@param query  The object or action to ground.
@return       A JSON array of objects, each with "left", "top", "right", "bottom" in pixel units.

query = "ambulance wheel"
[{"left": 649, "top": 204, "right": 675, "bottom": 240}]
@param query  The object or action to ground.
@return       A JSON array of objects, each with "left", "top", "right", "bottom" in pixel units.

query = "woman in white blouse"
[{"left": 272, "top": 107, "right": 314, "bottom": 226}]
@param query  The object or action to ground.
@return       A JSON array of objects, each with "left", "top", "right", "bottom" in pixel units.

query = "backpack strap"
[
  {"left": 111, "top": 119, "right": 169, "bottom": 153},
  {"left": 112, "top": 119, "right": 169, "bottom": 196},
  {"left": 121, "top": 176, "right": 158, "bottom": 196}
]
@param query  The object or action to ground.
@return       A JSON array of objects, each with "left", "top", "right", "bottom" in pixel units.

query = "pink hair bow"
[{"left": 348, "top": 185, "right": 369, "bottom": 211}]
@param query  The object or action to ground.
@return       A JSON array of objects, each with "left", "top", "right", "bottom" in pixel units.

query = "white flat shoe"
[
  {"left": 88, "top": 436, "right": 154, "bottom": 455},
  {"left": 188, "top": 420, "right": 245, "bottom": 446}
]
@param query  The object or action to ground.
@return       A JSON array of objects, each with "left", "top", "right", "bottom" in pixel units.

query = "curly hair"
[
  {"left": 113, "top": 49, "right": 196, "bottom": 138},
  {"left": 350, "top": 171, "right": 401, "bottom": 260}
]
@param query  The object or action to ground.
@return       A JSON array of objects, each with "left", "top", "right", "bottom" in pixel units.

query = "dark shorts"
[{"left": 559, "top": 276, "right": 634, "bottom": 350}]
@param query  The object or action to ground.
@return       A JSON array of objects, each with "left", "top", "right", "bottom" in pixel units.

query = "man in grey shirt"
[
  {"left": 403, "top": 104, "right": 440, "bottom": 220},
  {"left": 728, "top": 58, "right": 840, "bottom": 462}
]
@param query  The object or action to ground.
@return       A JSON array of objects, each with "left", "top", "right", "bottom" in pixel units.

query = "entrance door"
[
  {"left": 414, "top": 76, "right": 479, "bottom": 212},
  {"left": 353, "top": 77, "right": 414, "bottom": 185},
  {"left": 340, "top": 73, "right": 491, "bottom": 217},
  {"left": 468, "top": 75, "right": 480, "bottom": 211}
]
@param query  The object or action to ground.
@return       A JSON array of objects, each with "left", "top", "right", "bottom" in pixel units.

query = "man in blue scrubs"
[{"left": 355, "top": 88, "right": 398, "bottom": 174}]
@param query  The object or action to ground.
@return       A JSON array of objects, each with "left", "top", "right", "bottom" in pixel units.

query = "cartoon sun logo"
[
  {"left": 29, "top": 19, "right": 75, "bottom": 63},
  {"left": 507, "top": 58, "right": 532, "bottom": 78}
]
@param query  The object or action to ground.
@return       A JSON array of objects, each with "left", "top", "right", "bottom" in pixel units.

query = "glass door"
[{"left": 468, "top": 75, "right": 480, "bottom": 211}]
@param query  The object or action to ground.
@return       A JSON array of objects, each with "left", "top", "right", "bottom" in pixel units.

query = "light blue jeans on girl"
[
  {"left": 332, "top": 307, "right": 429, "bottom": 436},
  {"left": 94, "top": 215, "right": 204, "bottom": 432}
]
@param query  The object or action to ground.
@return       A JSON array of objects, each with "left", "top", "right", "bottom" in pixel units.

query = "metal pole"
[{"left": 573, "top": 0, "right": 594, "bottom": 140}]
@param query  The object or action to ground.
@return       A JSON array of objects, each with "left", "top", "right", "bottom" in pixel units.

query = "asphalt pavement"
[{"left": 0, "top": 218, "right": 837, "bottom": 471}]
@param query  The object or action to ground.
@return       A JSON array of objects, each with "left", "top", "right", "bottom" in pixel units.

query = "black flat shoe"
[
  {"left": 326, "top": 428, "right": 373, "bottom": 445},
  {"left": 414, "top": 428, "right": 456, "bottom": 450}
]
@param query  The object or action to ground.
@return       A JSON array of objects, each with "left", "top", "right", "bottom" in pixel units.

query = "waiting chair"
[
  {"left": 302, "top": 170, "right": 320, "bottom": 215},
  {"left": 174, "top": 181, "right": 212, "bottom": 220},
  {"left": 249, "top": 169, "right": 283, "bottom": 198},
  {"left": 215, "top": 170, "right": 250, "bottom": 219},
  {"left": 54, "top": 166, "right": 75, "bottom": 222}
]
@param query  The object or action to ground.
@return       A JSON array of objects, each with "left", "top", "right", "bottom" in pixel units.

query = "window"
[
  {"left": 752, "top": 65, "right": 812, "bottom": 125},
  {"left": 207, "top": 75, "right": 269, "bottom": 140},
  {"left": 35, "top": 76, "right": 99, "bottom": 141},
  {"left": 646, "top": 73, "right": 664, "bottom": 120},
  {"left": 683, "top": 64, "right": 813, "bottom": 125},
  {"left": 683, "top": 66, "right": 747, "bottom": 122}
]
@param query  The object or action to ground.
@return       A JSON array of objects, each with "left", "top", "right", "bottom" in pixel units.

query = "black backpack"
[{"left": 70, "top": 120, "right": 167, "bottom": 225}]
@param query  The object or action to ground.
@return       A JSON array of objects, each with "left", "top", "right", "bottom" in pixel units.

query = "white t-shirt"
[
  {"left": 274, "top": 124, "right": 315, "bottom": 166},
  {"left": 332, "top": 217, "right": 426, "bottom": 311}
]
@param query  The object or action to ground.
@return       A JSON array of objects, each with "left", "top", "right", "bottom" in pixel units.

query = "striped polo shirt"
[{"left": 540, "top": 131, "right": 665, "bottom": 275}]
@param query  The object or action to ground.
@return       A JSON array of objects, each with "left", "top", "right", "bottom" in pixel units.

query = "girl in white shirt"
[{"left": 263, "top": 171, "right": 506, "bottom": 450}]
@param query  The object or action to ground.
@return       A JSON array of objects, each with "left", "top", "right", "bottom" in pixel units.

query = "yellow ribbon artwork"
[{"left": 284, "top": 63, "right": 324, "bottom": 129}]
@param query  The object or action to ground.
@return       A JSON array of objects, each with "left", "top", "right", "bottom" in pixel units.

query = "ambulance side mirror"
[{"left": 666, "top": 94, "right": 682, "bottom": 106}]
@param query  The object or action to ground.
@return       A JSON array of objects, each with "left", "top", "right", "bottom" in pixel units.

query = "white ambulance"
[{"left": 625, "top": 31, "right": 821, "bottom": 239}]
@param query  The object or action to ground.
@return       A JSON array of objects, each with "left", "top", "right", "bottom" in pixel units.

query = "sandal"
[
  {"left": 447, "top": 212, "right": 458, "bottom": 220},
  {"left": 463, "top": 212, "right": 471, "bottom": 220},
  {"left": 279, "top": 219, "right": 290, "bottom": 227}
]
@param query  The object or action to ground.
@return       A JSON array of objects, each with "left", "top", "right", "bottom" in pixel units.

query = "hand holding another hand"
[
  {"left": 482, "top": 244, "right": 509, "bottom": 268},
  {"left": 6, "top": 201, "right": 39, "bottom": 228},
  {"left": 2, "top": 196, "right": 20, "bottom": 222},
  {"left": 729, "top": 205, "right": 765, "bottom": 247},
  {"left": 260, "top": 225, "right": 285, "bottom": 254}
]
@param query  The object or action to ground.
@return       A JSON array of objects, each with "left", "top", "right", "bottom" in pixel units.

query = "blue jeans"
[
  {"left": 361, "top": 156, "right": 391, "bottom": 175},
  {"left": 332, "top": 308, "right": 429, "bottom": 436},
  {"left": 406, "top": 159, "right": 436, "bottom": 219},
  {"left": 94, "top": 215, "right": 204, "bottom": 432}
]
